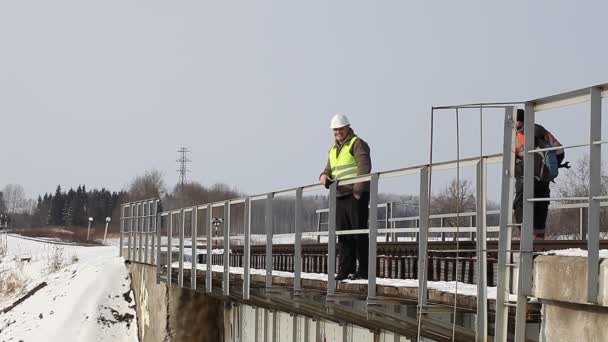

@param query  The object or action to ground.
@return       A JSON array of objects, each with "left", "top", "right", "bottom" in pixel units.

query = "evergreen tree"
[
  {"left": 50, "top": 185, "right": 65, "bottom": 225},
  {"left": 0, "top": 192, "right": 6, "bottom": 214}
]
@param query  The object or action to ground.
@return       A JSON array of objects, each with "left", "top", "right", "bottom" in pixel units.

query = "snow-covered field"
[{"left": 0, "top": 234, "right": 138, "bottom": 342}]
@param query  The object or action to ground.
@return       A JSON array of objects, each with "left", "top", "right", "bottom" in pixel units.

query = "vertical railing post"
[
  {"left": 476, "top": 158, "right": 488, "bottom": 341},
  {"left": 418, "top": 166, "right": 430, "bottom": 309},
  {"left": 178, "top": 209, "right": 185, "bottom": 288},
  {"left": 134, "top": 203, "right": 140, "bottom": 262},
  {"left": 326, "top": 182, "right": 337, "bottom": 301},
  {"left": 265, "top": 194, "right": 274, "bottom": 289},
  {"left": 224, "top": 200, "right": 231, "bottom": 296},
  {"left": 156, "top": 203, "right": 162, "bottom": 284},
  {"left": 294, "top": 188, "right": 303, "bottom": 294},
  {"left": 148, "top": 200, "right": 153, "bottom": 263},
  {"left": 515, "top": 101, "right": 536, "bottom": 342},
  {"left": 144, "top": 201, "right": 150, "bottom": 264},
  {"left": 151, "top": 200, "right": 157, "bottom": 264},
  {"left": 384, "top": 202, "right": 389, "bottom": 242},
  {"left": 119, "top": 205, "right": 125, "bottom": 257},
  {"left": 495, "top": 106, "right": 516, "bottom": 341},
  {"left": 138, "top": 202, "right": 143, "bottom": 262},
  {"left": 192, "top": 206, "right": 198, "bottom": 290},
  {"left": 129, "top": 204, "right": 135, "bottom": 261},
  {"left": 168, "top": 212, "right": 173, "bottom": 286},
  {"left": 588, "top": 86, "right": 602, "bottom": 303},
  {"left": 206, "top": 204, "right": 213, "bottom": 293},
  {"left": 243, "top": 197, "right": 251, "bottom": 300},
  {"left": 367, "top": 174, "right": 380, "bottom": 306},
  {"left": 580, "top": 207, "right": 585, "bottom": 240},
  {"left": 316, "top": 212, "right": 322, "bottom": 244}
]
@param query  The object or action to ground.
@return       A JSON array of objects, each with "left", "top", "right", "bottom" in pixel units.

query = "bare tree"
[
  {"left": 2, "top": 184, "right": 26, "bottom": 213},
  {"left": 431, "top": 179, "right": 476, "bottom": 227},
  {"left": 128, "top": 169, "right": 166, "bottom": 201},
  {"left": 556, "top": 154, "right": 608, "bottom": 198},
  {"left": 552, "top": 154, "right": 608, "bottom": 236},
  {"left": 164, "top": 181, "right": 241, "bottom": 210}
]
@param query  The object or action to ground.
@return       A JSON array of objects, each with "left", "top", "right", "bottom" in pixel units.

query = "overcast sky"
[{"left": 1, "top": 1, "right": 607, "bottom": 199}]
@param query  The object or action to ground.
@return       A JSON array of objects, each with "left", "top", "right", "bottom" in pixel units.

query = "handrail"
[{"left": 131, "top": 153, "right": 504, "bottom": 217}]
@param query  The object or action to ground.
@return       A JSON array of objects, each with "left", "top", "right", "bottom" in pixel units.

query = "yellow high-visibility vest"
[{"left": 329, "top": 136, "right": 359, "bottom": 180}]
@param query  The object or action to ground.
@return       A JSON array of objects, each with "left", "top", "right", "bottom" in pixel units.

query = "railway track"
[{"left": 197, "top": 240, "right": 608, "bottom": 286}]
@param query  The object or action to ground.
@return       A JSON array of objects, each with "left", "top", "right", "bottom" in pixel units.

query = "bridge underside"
[{"left": 161, "top": 266, "right": 538, "bottom": 342}]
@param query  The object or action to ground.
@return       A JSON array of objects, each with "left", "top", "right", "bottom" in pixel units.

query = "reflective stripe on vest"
[
  {"left": 515, "top": 131, "right": 525, "bottom": 160},
  {"left": 329, "top": 136, "right": 359, "bottom": 180}
]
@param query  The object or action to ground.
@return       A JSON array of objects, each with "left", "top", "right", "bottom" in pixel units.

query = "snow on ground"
[
  {"left": 0, "top": 234, "right": 138, "bottom": 342},
  {"left": 542, "top": 248, "right": 608, "bottom": 258}
]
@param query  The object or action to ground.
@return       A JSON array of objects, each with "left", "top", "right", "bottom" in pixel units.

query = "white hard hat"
[{"left": 330, "top": 113, "right": 350, "bottom": 129}]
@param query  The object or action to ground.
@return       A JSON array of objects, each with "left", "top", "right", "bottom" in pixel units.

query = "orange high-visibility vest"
[{"left": 515, "top": 131, "right": 525, "bottom": 160}]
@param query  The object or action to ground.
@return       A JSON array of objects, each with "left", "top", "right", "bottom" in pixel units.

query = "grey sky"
[{"left": 1, "top": 1, "right": 607, "bottom": 200}]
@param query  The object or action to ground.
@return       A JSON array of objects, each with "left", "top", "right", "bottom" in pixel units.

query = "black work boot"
[{"left": 335, "top": 273, "right": 349, "bottom": 281}]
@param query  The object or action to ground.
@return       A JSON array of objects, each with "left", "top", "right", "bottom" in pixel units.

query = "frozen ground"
[{"left": 0, "top": 234, "right": 138, "bottom": 342}]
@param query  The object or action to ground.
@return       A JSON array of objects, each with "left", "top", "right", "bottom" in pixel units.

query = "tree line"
[
  {"left": 2, "top": 154, "right": 604, "bottom": 238},
  {"left": 34, "top": 185, "right": 126, "bottom": 227}
]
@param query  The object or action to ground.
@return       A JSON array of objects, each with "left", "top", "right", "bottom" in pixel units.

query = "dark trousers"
[
  {"left": 513, "top": 177, "right": 550, "bottom": 231},
  {"left": 336, "top": 192, "right": 370, "bottom": 276}
]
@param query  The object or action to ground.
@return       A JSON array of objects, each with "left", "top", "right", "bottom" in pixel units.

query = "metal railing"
[
  {"left": 505, "top": 84, "right": 608, "bottom": 342},
  {"left": 118, "top": 82, "right": 608, "bottom": 342}
]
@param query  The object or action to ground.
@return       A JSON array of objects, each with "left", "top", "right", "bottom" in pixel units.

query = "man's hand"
[
  {"left": 353, "top": 183, "right": 362, "bottom": 200},
  {"left": 320, "top": 174, "right": 331, "bottom": 189},
  {"left": 319, "top": 174, "right": 329, "bottom": 185}
]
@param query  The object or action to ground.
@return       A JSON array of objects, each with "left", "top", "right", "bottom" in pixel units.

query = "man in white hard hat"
[{"left": 319, "top": 113, "right": 371, "bottom": 280}]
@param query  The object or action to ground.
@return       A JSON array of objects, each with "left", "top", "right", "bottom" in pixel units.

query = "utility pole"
[{"left": 176, "top": 147, "right": 191, "bottom": 189}]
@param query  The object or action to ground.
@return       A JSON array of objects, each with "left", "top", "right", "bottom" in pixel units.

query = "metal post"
[
  {"left": 418, "top": 166, "right": 430, "bottom": 308},
  {"left": 119, "top": 205, "right": 125, "bottom": 257},
  {"left": 588, "top": 87, "right": 602, "bottom": 303},
  {"left": 367, "top": 173, "right": 380, "bottom": 306},
  {"left": 294, "top": 188, "right": 303, "bottom": 294},
  {"left": 155, "top": 203, "right": 161, "bottom": 283},
  {"left": 326, "top": 182, "right": 337, "bottom": 300},
  {"left": 128, "top": 204, "right": 134, "bottom": 261},
  {"left": 385, "top": 202, "right": 389, "bottom": 242},
  {"left": 138, "top": 202, "right": 143, "bottom": 262},
  {"left": 87, "top": 218, "right": 92, "bottom": 241},
  {"left": 495, "top": 106, "right": 516, "bottom": 341},
  {"left": 141, "top": 202, "right": 146, "bottom": 263},
  {"left": 178, "top": 209, "right": 185, "bottom": 287},
  {"left": 243, "top": 197, "right": 251, "bottom": 300},
  {"left": 476, "top": 158, "right": 488, "bottom": 341},
  {"left": 316, "top": 212, "right": 322, "bottom": 245},
  {"left": 224, "top": 201, "right": 231, "bottom": 296},
  {"left": 168, "top": 212, "right": 173, "bottom": 286},
  {"left": 141, "top": 202, "right": 146, "bottom": 261},
  {"left": 207, "top": 204, "right": 213, "bottom": 293},
  {"left": 103, "top": 221, "right": 109, "bottom": 245},
  {"left": 151, "top": 200, "right": 158, "bottom": 265},
  {"left": 515, "top": 102, "right": 536, "bottom": 342},
  {"left": 192, "top": 206, "right": 198, "bottom": 290},
  {"left": 144, "top": 201, "right": 150, "bottom": 264},
  {"left": 579, "top": 207, "right": 585, "bottom": 240},
  {"left": 389, "top": 202, "right": 395, "bottom": 242},
  {"left": 469, "top": 216, "right": 474, "bottom": 241},
  {"left": 265, "top": 193, "right": 274, "bottom": 289}
]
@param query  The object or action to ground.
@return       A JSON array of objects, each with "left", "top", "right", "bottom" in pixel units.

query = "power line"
[{"left": 176, "top": 147, "right": 191, "bottom": 189}]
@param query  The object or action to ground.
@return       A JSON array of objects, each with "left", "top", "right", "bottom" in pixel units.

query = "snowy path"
[{"left": 0, "top": 235, "right": 138, "bottom": 342}]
